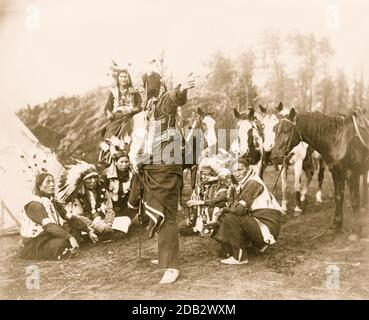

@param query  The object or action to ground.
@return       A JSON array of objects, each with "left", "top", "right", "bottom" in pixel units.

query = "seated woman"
[
  {"left": 19, "top": 172, "right": 98, "bottom": 260},
  {"left": 101, "top": 68, "right": 142, "bottom": 164},
  {"left": 215, "top": 159, "right": 284, "bottom": 265},
  {"left": 179, "top": 164, "right": 228, "bottom": 236},
  {"left": 103, "top": 151, "right": 137, "bottom": 223}
]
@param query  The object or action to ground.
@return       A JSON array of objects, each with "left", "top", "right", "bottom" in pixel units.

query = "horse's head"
[
  {"left": 233, "top": 108, "right": 262, "bottom": 160},
  {"left": 259, "top": 105, "right": 281, "bottom": 152},
  {"left": 271, "top": 108, "right": 301, "bottom": 164},
  {"left": 258, "top": 102, "right": 294, "bottom": 153},
  {"left": 197, "top": 107, "right": 217, "bottom": 149}
]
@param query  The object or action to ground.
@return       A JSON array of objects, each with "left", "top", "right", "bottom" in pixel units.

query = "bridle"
[
  {"left": 279, "top": 117, "right": 303, "bottom": 157},
  {"left": 270, "top": 117, "right": 304, "bottom": 194}
]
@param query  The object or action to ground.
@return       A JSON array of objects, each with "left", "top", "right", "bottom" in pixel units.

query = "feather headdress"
[
  {"left": 57, "top": 161, "right": 99, "bottom": 203},
  {"left": 99, "top": 136, "right": 127, "bottom": 166},
  {"left": 199, "top": 157, "right": 222, "bottom": 175},
  {"left": 107, "top": 59, "right": 132, "bottom": 84},
  {"left": 199, "top": 150, "right": 234, "bottom": 176}
]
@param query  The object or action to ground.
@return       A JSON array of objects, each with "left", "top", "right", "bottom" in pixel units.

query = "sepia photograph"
[{"left": 0, "top": 0, "right": 369, "bottom": 303}]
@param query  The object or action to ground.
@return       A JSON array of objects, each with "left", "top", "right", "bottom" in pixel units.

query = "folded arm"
[
  {"left": 24, "top": 201, "right": 71, "bottom": 240},
  {"left": 53, "top": 201, "right": 90, "bottom": 233},
  {"left": 226, "top": 181, "right": 264, "bottom": 216}
]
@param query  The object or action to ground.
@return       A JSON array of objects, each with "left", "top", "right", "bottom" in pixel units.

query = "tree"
[
  {"left": 315, "top": 75, "right": 335, "bottom": 113},
  {"left": 261, "top": 29, "right": 286, "bottom": 102},
  {"left": 334, "top": 70, "right": 350, "bottom": 114},
  {"left": 351, "top": 68, "right": 365, "bottom": 109},
  {"left": 234, "top": 50, "right": 258, "bottom": 111},
  {"left": 206, "top": 51, "right": 235, "bottom": 93},
  {"left": 288, "top": 32, "right": 334, "bottom": 111},
  {"left": 206, "top": 51, "right": 237, "bottom": 134}
]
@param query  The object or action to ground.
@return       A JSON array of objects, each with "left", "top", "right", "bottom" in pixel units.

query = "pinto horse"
[
  {"left": 271, "top": 108, "right": 369, "bottom": 239},
  {"left": 232, "top": 108, "right": 264, "bottom": 177},
  {"left": 260, "top": 105, "right": 326, "bottom": 215}
]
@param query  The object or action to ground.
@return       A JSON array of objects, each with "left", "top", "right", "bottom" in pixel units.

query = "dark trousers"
[
  {"left": 19, "top": 232, "right": 69, "bottom": 260},
  {"left": 129, "top": 164, "right": 182, "bottom": 269},
  {"left": 215, "top": 214, "right": 265, "bottom": 251},
  {"left": 158, "top": 212, "right": 179, "bottom": 269}
]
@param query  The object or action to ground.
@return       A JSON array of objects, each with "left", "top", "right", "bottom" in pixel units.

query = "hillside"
[{"left": 17, "top": 87, "right": 224, "bottom": 166}]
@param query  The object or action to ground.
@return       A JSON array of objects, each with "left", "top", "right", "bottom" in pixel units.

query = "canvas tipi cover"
[{"left": 0, "top": 110, "right": 64, "bottom": 235}]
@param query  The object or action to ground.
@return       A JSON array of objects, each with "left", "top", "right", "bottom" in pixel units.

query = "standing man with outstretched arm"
[{"left": 128, "top": 70, "right": 195, "bottom": 284}]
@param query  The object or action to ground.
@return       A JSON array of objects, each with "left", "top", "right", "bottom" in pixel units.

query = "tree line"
[{"left": 191, "top": 29, "right": 368, "bottom": 131}]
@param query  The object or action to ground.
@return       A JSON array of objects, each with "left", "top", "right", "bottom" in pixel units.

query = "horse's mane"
[
  {"left": 296, "top": 112, "right": 350, "bottom": 161},
  {"left": 296, "top": 112, "right": 346, "bottom": 137}
]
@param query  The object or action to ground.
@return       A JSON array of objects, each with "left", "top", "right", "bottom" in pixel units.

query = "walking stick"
[
  {"left": 138, "top": 193, "right": 143, "bottom": 261},
  {"left": 272, "top": 164, "right": 284, "bottom": 194},
  {"left": 271, "top": 154, "right": 291, "bottom": 194}
]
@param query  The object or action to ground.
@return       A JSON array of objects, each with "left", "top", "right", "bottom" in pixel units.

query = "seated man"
[
  {"left": 102, "top": 151, "right": 137, "bottom": 223},
  {"left": 215, "top": 158, "right": 284, "bottom": 265},
  {"left": 19, "top": 172, "right": 98, "bottom": 260},
  {"left": 58, "top": 161, "right": 115, "bottom": 235},
  {"left": 179, "top": 164, "right": 228, "bottom": 236}
]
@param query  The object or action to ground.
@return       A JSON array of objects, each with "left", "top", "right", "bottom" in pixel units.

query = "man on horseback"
[{"left": 128, "top": 70, "right": 195, "bottom": 284}]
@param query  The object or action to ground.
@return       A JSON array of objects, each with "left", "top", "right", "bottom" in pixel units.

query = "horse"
[
  {"left": 259, "top": 104, "right": 326, "bottom": 215},
  {"left": 232, "top": 108, "right": 264, "bottom": 177},
  {"left": 270, "top": 108, "right": 369, "bottom": 240}
]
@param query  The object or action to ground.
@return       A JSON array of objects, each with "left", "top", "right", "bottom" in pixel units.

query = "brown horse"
[{"left": 271, "top": 108, "right": 369, "bottom": 239}]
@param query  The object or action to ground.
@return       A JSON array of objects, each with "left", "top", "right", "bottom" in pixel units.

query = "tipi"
[{"left": 0, "top": 110, "right": 64, "bottom": 235}]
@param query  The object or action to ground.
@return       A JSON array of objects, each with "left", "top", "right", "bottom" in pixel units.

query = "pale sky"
[{"left": 1, "top": 0, "right": 369, "bottom": 111}]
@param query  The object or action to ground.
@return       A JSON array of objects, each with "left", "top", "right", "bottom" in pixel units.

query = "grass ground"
[{"left": 1, "top": 167, "right": 369, "bottom": 300}]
